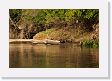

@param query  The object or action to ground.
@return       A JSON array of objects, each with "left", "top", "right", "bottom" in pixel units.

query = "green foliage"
[
  {"left": 9, "top": 9, "right": 99, "bottom": 29},
  {"left": 40, "top": 28, "right": 55, "bottom": 35},
  {"left": 9, "top": 9, "right": 22, "bottom": 23},
  {"left": 33, "top": 10, "right": 46, "bottom": 24},
  {"left": 74, "top": 9, "right": 99, "bottom": 19},
  {"left": 81, "top": 39, "right": 99, "bottom": 48},
  {"left": 65, "top": 10, "right": 75, "bottom": 24}
]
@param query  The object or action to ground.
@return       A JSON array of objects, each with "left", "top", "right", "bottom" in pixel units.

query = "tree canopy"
[{"left": 9, "top": 9, "right": 99, "bottom": 30}]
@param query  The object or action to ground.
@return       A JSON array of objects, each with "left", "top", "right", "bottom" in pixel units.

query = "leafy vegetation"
[
  {"left": 9, "top": 9, "right": 99, "bottom": 30},
  {"left": 9, "top": 9, "right": 22, "bottom": 23},
  {"left": 81, "top": 39, "right": 99, "bottom": 48}
]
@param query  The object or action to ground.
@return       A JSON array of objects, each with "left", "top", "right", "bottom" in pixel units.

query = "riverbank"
[
  {"left": 9, "top": 23, "right": 99, "bottom": 47},
  {"left": 33, "top": 24, "right": 99, "bottom": 48}
]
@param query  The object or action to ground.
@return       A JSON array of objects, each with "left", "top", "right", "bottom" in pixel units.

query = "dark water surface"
[{"left": 9, "top": 43, "right": 99, "bottom": 68}]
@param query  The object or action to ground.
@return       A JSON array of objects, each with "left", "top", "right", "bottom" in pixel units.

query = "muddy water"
[{"left": 9, "top": 43, "right": 99, "bottom": 68}]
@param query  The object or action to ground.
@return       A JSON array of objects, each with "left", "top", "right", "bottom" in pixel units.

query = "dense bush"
[
  {"left": 9, "top": 9, "right": 99, "bottom": 31},
  {"left": 81, "top": 39, "right": 99, "bottom": 48},
  {"left": 9, "top": 9, "right": 22, "bottom": 23}
]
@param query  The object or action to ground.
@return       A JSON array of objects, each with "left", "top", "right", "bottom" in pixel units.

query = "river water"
[{"left": 9, "top": 43, "right": 99, "bottom": 68}]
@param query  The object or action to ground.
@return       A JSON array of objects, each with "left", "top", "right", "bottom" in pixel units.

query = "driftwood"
[
  {"left": 32, "top": 39, "right": 60, "bottom": 45},
  {"left": 9, "top": 39, "right": 32, "bottom": 44},
  {"left": 43, "top": 39, "right": 60, "bottom": 45},
  {"left": 9, "top": 39, "right": 60, "bottom": 45},
  {"left": 32, "top": 40, "right": 44, "bottom": 44}
]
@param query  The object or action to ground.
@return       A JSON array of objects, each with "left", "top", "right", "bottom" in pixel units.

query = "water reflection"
[{"left": 9, "top": 43, "right": 99, "bottom": 68}]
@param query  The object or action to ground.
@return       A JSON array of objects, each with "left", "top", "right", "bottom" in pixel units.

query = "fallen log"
[
  {"left": 9, "top": 39, "right": 60, "bottom": 45},
  {"left": 32, "top": 40, "right": 44, "bottom": 44},
  {"left": 43, "top": 39, "right": 60, "bottom": 45},
  {"left": 9, "top": 39, "right": 32, "bottom": 43}
]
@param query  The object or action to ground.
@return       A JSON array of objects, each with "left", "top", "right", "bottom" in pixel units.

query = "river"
[{"left": 9, "top": 43, "right": 99, "bottom": 68}]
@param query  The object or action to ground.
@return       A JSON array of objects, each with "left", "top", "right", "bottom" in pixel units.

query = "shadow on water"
[{"left": 9, "top": 43, "right": 99, "bottom": 68}]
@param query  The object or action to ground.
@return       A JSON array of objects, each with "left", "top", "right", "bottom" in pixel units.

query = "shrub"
[{"left": 81, "top": 39, "right": 99, "bottom": 48}]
